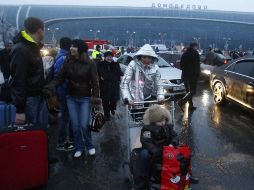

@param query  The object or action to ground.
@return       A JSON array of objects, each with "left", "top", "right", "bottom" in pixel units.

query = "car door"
[
  {"left": 244, "top": 62, "right": 254, "bottom": 110},
  {"left": 229, "top": 60, "right": 254, "bottom": 109},
  {"left": 224, "top": 62, "right": 236, "bottom": 98}
]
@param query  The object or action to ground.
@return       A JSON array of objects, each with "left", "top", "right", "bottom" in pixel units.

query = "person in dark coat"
[
  {"left": 10, "top": 17, "right": 48, "bottom": 126},
  {"left": 0, "top": 41, "right": 13, "bottom": 80},
  {"left": 44, "top": 39, "right": 101, "bottom": 158},
  {"left": 97, "top": 51, "right": 123, "bottom": 121},
  {"left": 177, "top": 42, "right": 200, "bottom": 111}
]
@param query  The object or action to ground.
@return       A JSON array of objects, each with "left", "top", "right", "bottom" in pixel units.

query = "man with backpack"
[{"left": 54, "top": 37, "right": 74, "bottom": 151}]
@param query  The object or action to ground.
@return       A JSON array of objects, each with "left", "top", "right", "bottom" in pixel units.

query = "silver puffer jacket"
[{"left": 121, "top": 44, "right": 164, "bottom": 102}]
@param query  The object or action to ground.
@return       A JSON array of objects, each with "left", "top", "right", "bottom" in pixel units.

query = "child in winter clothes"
[{"left": 137, "top": 104, "right": 178, "bottom": 189}]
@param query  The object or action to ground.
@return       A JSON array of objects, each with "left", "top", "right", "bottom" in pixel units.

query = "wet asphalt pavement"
[{"left": 40, "top": 81, "right": 254, "bottom": 190}]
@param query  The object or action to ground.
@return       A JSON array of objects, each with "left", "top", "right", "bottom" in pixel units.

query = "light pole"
[
  {"left": 90, "top": 29, "right": 100, "bottom": 40},
  {"left": 129, "top": 31, "right": 136, "bottom": 47},
  {"left": 193, "top": 37, "right": 201, "bottom": 49},
  {"left": 47, "top": 27, "right": 59, "bottom": 46},
  {"left": 126, "top": 31, "right": 136, "bottom": 47},
  {"left": 223, "top": 37, "right": 231, "bottom": 51},
  {"left": 158, "top": 32, "right": 167, "bottom": 44}
]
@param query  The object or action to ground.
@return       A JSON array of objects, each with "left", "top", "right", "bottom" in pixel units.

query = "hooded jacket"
[
  {"left": 140, "top": 105, "right": 178, "bottom": 155},
  {"left": 10, "top": 31, "right": 45, "bottom": 113},
  {"left": 121, "top": 44, "right": 164, "bottom": 101}
]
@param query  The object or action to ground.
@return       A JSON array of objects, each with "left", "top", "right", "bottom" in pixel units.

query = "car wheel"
[{"left": 213, "top": 82, "right": 227, "bottom": 105}]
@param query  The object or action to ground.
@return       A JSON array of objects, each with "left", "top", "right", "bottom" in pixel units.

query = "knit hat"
[
  {"left": 143, "top": 104, "right": 172, "bottom": 125},
  {"left": 72, "top": 39, "right": 88, "bottom": 55},
  {"left": 104, "top": 51, "right": 113, "bottom": 57}
]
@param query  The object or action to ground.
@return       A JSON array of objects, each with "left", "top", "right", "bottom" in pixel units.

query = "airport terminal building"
[{"left": 1, "top": 4, "right": 254, "bottom": 50}]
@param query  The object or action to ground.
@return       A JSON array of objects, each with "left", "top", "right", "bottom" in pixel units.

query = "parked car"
[
  {"left": 201, "top": 52, "right": 231, "bottom": 80},
  {"left": 210, "top": 56, "right": 254, "bottom": 111},
  {"left": 117, "top": 53, "right": 186, "bottom": 97}
]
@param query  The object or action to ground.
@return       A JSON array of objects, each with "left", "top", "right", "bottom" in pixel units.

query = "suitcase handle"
[{"left": 12, "top": 123, "right": 34, "bottom": 131}]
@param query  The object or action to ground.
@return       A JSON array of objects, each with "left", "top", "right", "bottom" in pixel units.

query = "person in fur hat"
[
  {"left": 136, "top": 104, "right": 178, "bottom": 189},
  {"left": 136, "top": 104, "right": 199, "bottom": 189}
]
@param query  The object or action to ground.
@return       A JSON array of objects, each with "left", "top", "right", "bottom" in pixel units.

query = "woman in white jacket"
[{"left": 121, "top": 44, "right": 164, "bottom": 104}]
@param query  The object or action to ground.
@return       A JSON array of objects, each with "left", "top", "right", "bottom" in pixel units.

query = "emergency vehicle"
[{"left": 84, "top": 39, "right": 116, "bottom": 55}]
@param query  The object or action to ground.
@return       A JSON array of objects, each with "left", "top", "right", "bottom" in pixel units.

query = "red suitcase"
[
  {"left": 0, "top": 125, "right": 48, "bottom": 190},
  {"left": 160, "top": 145, "right": 191, "bottom": 190}
]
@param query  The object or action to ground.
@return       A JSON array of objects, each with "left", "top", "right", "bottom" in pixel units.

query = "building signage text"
[{"left": 152, "top": 3, "right": 208, "bottom": 10}]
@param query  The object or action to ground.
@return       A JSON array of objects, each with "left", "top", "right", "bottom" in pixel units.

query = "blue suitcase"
[{"left": 0, "top": 102, "right": 16, "bottom": 128}]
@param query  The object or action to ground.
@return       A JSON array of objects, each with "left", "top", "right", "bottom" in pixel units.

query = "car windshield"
[
  {"left": 216, "top": 53, "right": 225, "bottom": 59},
  {"left": 157, "top": 57, "right": 172, "bottom": 67}
]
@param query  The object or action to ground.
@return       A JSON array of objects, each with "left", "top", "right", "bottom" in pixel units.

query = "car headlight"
[
  {"left": 162, "top": 79, "right": 168, "bottom": 84},
  {"left": 202, "top": 69, "right": 211, "bottom": 75}
]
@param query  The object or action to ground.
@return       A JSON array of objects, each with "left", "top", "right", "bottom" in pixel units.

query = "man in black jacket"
[
  {"left": 10, "top": 17, "right": 47, "bottom": 126},
  {"left": 177, "top": 42, "right": 200, "bottom": 111}
]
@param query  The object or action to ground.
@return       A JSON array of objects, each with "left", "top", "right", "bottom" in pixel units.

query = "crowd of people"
[{"left": 0, "top": 16, "right": 203, "bottom": 189}]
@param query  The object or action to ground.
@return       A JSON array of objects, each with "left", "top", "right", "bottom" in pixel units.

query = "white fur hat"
[{"left": 143, "top": 104, "right": 172, "bottom": 125}]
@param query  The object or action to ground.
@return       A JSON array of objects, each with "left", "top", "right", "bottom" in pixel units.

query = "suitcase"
[
  {"left": 0, "top": 101, "right": 16, "bottom": 128},
  {"left": 0, "top": 125, "right": 48, "bottom": 190}
]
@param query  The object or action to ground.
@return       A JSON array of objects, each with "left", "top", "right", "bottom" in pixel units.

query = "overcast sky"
[{"left": 1, "top": 0, "right": 254, "bottom": 12}]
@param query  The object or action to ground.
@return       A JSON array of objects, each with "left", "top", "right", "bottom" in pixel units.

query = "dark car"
[
  {"left": 210, "top": 56, "right": 254, "bottom": 111},
  {"left": 200, "top": 52, "right": 232, "bottom": 80}
]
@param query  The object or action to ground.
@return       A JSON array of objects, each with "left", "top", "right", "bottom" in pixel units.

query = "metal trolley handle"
[{"left": 132, "top": 96, "right": 173, "bottom": 105}]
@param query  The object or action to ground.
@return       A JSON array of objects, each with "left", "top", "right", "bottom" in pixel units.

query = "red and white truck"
[{"left": 84, "top": 39, "right": 116, "bottom": 55}]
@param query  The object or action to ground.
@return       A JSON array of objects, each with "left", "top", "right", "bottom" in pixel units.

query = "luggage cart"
[{"left": 123, "top": 97, "right": 175, "bottom": 189}]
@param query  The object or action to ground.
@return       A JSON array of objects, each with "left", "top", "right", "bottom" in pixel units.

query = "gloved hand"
[
  {"left": 123, "top": 98, "right": 129, "bottom": 105},
  {"left": 157, "top": 96, "right": 165, "bottom": 104},
  {"left": 123, "top": 98, "right": 134, "bottom": 105}
]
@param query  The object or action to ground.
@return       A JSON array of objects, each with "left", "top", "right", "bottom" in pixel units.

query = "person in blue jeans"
[
  {"left": 54, "top": 37, "right": 74, "bottom": 151},
  {"left": 45, "top": 39, "right": 101, "bottom": 158},
  {"left": 10, "top": 17, "right": 48, "bottom": 127}
]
